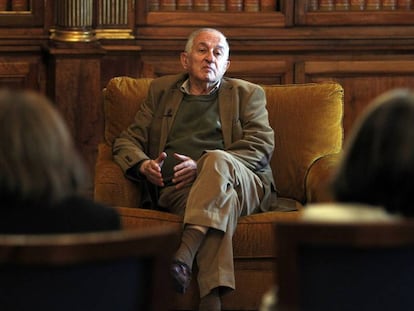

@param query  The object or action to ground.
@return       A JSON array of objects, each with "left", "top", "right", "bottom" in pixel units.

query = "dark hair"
[
  {"left": 0, "top": 89, "right": 87, "bottom": 206},
  {"left": 331, "top": 88, "right": 414, "bottom": 217}
]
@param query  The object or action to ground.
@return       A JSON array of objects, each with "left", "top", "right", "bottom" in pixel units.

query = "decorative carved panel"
[{"left": 0, "top": 59, "right": 40, "bottom": 90}]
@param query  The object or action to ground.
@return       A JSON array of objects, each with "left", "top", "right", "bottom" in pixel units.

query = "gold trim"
[
  {"left": 50, "top": 29, "right": 97, "bottom": 42},
  {"left": 0, "top": 11, "right": 31, "bottom": 14},
  {"left": 95, "top": 29, "right": 134, "bottom": 40}
]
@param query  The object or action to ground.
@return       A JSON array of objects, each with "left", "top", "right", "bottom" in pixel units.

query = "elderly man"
[{"left": 113, "top": 28, "right": 275, "bottom": 310}]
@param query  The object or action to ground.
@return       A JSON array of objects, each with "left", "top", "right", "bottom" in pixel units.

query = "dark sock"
[
  {"left": 174, "top": 227, "right": 205, "bottom": 269},
  {"left": 199, "top": 288, "right": 221, "bottom": 311}
]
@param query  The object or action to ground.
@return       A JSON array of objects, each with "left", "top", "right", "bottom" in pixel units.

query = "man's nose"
[{"left": 205, "top": 51, "right": 215, "bottom": 62}]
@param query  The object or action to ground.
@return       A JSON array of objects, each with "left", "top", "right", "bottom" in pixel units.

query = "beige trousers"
[{"left": 159, "top": 150, "right": 264, "bottom": 298}]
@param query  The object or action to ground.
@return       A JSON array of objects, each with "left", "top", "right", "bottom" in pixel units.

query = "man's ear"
[
  {"left": 180, "top": 52, "right": 188, "bottom": 70},
  {"left": 225, "top": 60, "right": 231, "bottom": 71}
]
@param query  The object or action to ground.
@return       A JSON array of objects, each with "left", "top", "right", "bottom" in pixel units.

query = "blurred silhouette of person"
[
  {"left": 304, "top": 88, "right": 414, "bottom": 221},
  {"left": 261, "top": 88, "right": 414, "bottom": 311},
  {"left": 0, "top": 88, "right": 121, "bottom": 233}
]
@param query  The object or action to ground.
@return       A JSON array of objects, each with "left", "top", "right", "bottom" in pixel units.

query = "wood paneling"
[
  {"left": 296, "top": 59, "right": 414, "bottom": 138},
  {"left": 46, "top": 42, "right": 106, "bottom": 196},
  {"left": 0, "top": 47, "right": 46, "bottom": 92},
  {"left": 0, "top": 59, "right": 39, "bottom": 90}
]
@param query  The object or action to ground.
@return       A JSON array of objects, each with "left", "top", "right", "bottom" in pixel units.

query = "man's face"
[{"left": 181, "top": 30, "right": 230, "bottom": 84}]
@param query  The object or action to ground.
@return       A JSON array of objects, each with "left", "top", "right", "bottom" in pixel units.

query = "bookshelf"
[
  {"left": 297, "top": 0, "right": 414, "bottom": 25},
  {"left": 136, "top": 0, "right": 292, "bottom": 34},
  {"left": 148, "top": 0, "right": 278, "bottom": 12}
]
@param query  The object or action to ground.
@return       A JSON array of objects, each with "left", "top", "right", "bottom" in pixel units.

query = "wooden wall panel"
[
  {"left": 0, "top": 60, "right": 37, "bottom": 89},
  {"left": 100, "top": 44, "right": 143, "bottom": 89},
  {"left": 226, "top": 58, "right": 292, "bottom": 85},
  {"left": 0, "top": 55, "right": 44, "bottom": 91},
  {"left": 296, "top": 60, "right": 414, "bottom": 139},
  {"left": 46, "top": 44, "right": 105, "bottom": 196},
  {"left": 140, "top": 54, "right": 291, "bottom": 85}
]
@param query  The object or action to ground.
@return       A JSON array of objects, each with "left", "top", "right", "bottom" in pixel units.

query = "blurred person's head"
[
  {"left": 332, "top": 88, "right": 414, "bottom": 217},
  {"left": 0, "top": 89, "right": 87, "bottom": 206}
]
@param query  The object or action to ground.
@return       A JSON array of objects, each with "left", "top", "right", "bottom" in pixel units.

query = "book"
[
  {"left": 177, "top": 0, "right": 193, "bottom": 10},
  {"left": 11, "top": 0, "right": 27, "bottom": 11},
  {"left": 0, "top": 0, "right": 8, "bottom": 11},
  {"left": 210, "top": 0, "right": 226, "bottom": 10},
  {"left": 397, "top": 0, "right": 412, "bottom": 9},
  {"left": 350, "top": 0, "right": 366, "bottom": 10},
  {"left": 227, "top": 0, "right": 243, "bottom": 11},
  {"left": 319, "top": 0, "right": 335, "bottom": 10},
  {"left": 335, "top": 0, "right": 350, "bottom": 9},
  {"left": 260, "top": 0, "right": 276, "bottom": 11},
  {"left": 160, "top": 0, "right": 176, "bottom": 11},
  {"left": 308, "top": 0, "right": 319, "bottom": 10},
  {"left": 382, "top": 0, "right": 397, "bottom": 9},
  {"left": 149, "top": 0, "right": 160, "bottom": 11},
  {"left": 365, "top": 0, "right": 381, "bottom": 9},
  {"left": 244, "top": 0, "right": 260, "bottom": 11},
  {"left": 194, "top": 0, "right": 209, "bottom": 10}
]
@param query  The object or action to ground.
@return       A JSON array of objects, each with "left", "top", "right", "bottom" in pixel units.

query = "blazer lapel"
[
  {"left": 159, "top": 87, "right": 183, "bottom": 152},
  {"left": 218, "top": 80, "right": 234, "bottom": 148}
]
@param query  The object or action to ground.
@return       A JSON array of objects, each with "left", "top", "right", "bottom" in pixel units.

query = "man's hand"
[
  {"left": 139, "top": 152, "right": 167, "bottom": 187},
  {"left": 172, "top": 153, "right": 198, "bottom": 189}
]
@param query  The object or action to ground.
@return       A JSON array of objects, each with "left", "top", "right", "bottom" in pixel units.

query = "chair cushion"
[
  {"left": 263, "top": 82, "right": 343, "bottom": 203},
  {"left": 116, "top": 206, "right": 300, "bottom": 258},
  {"left": 104, "top": 77, "right": 153, "bottom": 145}
]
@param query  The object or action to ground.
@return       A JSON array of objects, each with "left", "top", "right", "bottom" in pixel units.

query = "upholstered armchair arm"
[
  {"left": 305, "top": 153, "right": 342, "bottom": 203},
  {"left": 94, "top": 143, "right": 141, "bottom": 208}
]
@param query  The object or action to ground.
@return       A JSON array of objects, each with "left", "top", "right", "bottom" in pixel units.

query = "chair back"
[
  {"left": 263, "top": 83, "right": 343, "bottom": 202},
  {"left": 275, "top": 220, "right": 414, "bottom": 311},
  {"left": 0, "top": 226, "right": 178, "bottom": 311}
]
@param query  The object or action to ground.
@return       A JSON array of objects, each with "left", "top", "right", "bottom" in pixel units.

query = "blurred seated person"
[
  {"left": 303, "top": 88, "right": 414, "bottom": 221},
  {"left": 0, "top": 89, "right": 121, "bottom": 233},
  {"left": 260, "top": 88, "right": 414, "bottom": 311}
]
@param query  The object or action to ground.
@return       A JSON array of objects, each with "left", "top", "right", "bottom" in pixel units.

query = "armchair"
[{"left": 94, "top": 77, "right": 344, "bottom": 310}]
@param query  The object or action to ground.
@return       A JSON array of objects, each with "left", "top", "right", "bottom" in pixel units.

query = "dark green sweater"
[{"left": 162, "top": 92, "right": 224, "bottom": 184}]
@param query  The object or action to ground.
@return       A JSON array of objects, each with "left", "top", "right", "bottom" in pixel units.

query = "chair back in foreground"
[
  {"left": 0, "top": 226, "right": 178, "bottom": 311},
  {"left": 276, "top": 220, "right": 414, "bottom": 311}
]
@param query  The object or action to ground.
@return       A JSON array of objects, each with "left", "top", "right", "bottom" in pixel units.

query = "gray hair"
[
  {"left": 184, "top": 28, "right": 230, "bottom": 56},
  {"left": 0, "top": 89, "right": 87, "bottom": 205}
]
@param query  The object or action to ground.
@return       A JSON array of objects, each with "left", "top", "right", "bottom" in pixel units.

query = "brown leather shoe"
[{"left": 171, "top": 260, "right": 192, "bottom": 293}]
